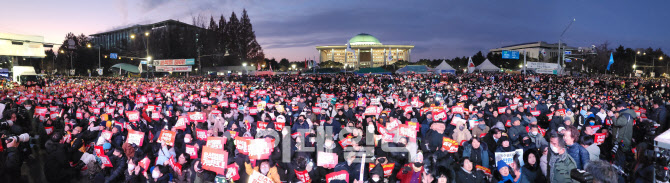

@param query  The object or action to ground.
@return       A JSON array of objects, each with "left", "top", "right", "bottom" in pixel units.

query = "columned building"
[{"left": 316, "top": 33, "right": 414, "bottom": 68}]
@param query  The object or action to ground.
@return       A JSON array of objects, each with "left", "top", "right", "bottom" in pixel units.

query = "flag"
[
  {"left": 467, "top": 57, "right": 475, "bottom": 73},
  {"left": 607, "top": 53, "right": 614, "bottom": 71},
  {"left": 581, "top": 64, "right": 585, "bottom": 71},
  {"left": 541, "top": 49, "right": 547, "bottom": 56},
  {"left": 346, "top": 43, "right": 356, "bottom": 59}
]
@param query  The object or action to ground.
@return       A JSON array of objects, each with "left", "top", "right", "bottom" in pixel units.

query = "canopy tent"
[
  {"left": 395, "top": 65, "right": 432, "bottom": 74},
  {"left": 475, "top": 59, "right": 501, "bottom": 72},
  {"left": 355, "top": 67, "right": 391, "bottom": 75},
  {"left": 433, "top": 61, "right": 456, "bottom": 74},
  {"left": 111, "top": 63, "right": 143, "bottom": 73}
]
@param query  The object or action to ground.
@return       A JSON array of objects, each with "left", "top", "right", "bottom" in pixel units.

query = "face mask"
[
  {"left": 414, "top": 162, "right": 423, "bottom": 167},
  {"left": 550, "top": 145, "right": 559, "bottom": 154},
  {"left": 531, "top": 131, "right": 538, "bottom": 136},
  {"left": 261, "top": 167, "right": 270, "bottom": 174},
  {"left": 372, "top": 177, "right": 380, "bottom": 182},
  {"left": 184, "top": 138, "right": 191, "bottom": 143},
  {"left": 152, "top": 171, "right": 160, "bottom": 179},
  {"left": 128, "top": 164, "right": 135, "bottom": 171},
  {"left": 478, "top": 124, "right": 487, "bottom": 130},
  {"left": 459, "top": 126, "right": 465, "bottom": 131}
]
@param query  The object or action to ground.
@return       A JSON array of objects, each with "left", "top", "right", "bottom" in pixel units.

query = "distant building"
[
  {"left": 489, "top": 41, "right": 577, "bottom": 60},
  {"left": 89, "top": 19, "right": 206, "bottom": 59},
  {"left": 316, "top": 33, "right": 414, "bottom": 68}
]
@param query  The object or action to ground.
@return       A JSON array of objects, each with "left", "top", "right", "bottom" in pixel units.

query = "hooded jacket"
[{"left": 613, "top": 108, "right": 636, "bottom": 151}]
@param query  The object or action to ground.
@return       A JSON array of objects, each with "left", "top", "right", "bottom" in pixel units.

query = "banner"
[
  {"left": 174, "top": 116, "right": 187, "bottom": 130},
  {"left": 530, "top": 110, "right": 541, "bottom": 117},
  {"left": 101, "top": 130, "right": 113, "bottom": 141},
  {"left": 196, "top": 128, "right": 207, "bottom": 141},
  {"left": 94, "top": 146, "right": 104, "bottom": 156},
  {"left": 201, "top": 146, "right": 227, "bottom": 175},
  {"left": 257, "top": 121, "right": 268, "bottom": 129},
  {"left": 497, "top": 107, "right": 506, "bottom": 114},
  {"left": 35, "top": 106, "right": 47, "bottom": 116},
  {"left": 476, "top": 165, "right": 491, "bottom": 176},
  {"left": 126, "top": 129, "right": 145, "bottom": 146},
  {"left": 274, "top": 122, "right": 285, "bottom": 131},
  {"left": 154, "top": 58, "right": 195, "bottom": 66},
  {"left": 158, "top": 130, "right": 176, "bottom": 146},
  {"left": 555, "top": 109, "right": 566, "bottom": 116},
  {"left": 317, "top": 151, "right": 338, "bottom": 168},
  {"left": 495, "top": 149, "right": 524, "bottom": 165},
  {"left": 442, "top": 137, "right": 459, "bottom": 153},
  {"left": 326, "top": 170, "right": 349, "bottom": 183},
  {"left": 248, "top": 139, "right": 273, "bottom": 160},
  {"left": 225, "top": 163, "right": 240, "bottom": 181}
]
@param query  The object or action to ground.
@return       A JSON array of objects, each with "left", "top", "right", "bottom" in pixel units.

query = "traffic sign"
[
  {"left": 564, "top": 51, "right": 572, "bottom": 55},
  {"left": 110, "top": 53, "right": 118, "bottom": 59},
  {"left": 502, "top": 50, "right": 520, "bottom": 59}
]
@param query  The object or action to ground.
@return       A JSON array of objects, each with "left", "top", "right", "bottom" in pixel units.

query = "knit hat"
[
  {"left": 497, "top": 160, "right": 509, "bottom": 171},
  {"left": 103, "top": 143, "right": 112, "bottom": 150},
  {"left": 492, "top": 122, "right": 506, "bottom": 131}
]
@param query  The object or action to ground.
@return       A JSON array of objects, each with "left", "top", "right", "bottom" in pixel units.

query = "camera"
[
  {"left": 3, "top": 133, "right": 30, "bottom": 144},
  {"left": 0, "top": 120, "right": 13, "bottom": 129}
]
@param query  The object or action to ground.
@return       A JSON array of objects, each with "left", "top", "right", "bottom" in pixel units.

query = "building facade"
[
  {"left": 489, "top": 41, "right": 577, "bottom": 60},
  {"left": 316, "top": 33, "right": 414, "bottom": 68}
]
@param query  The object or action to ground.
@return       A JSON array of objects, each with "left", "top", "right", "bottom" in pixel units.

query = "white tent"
[
  {"left": 475, "top": 59, "right": 500, "bottom": 72},
  {"left": 433, "top": 61, "right": 456, "bottom": 74}
]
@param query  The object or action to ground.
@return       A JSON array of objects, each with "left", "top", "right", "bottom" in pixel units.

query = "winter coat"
[
  {"left": 549, "top": 153, "right": 577, "bottom": 183},
  {"left": 471, "top": 125, "right": 489, "bottom": 138},
  {"left": 507, "top": 125, "right": 527, "bottom": 145},
  {"left": 44, "top": 140, "right": 76, "bottom": 182},
  {"left": 455, "top": 167, "right": 486, "bottom": 183},
  {"left": 613, "top": 109, "right": 636, "bottom": 151},
  {"left": 566, "top": 143, "right": 590, "bottom": 169},
  {"left": 463, "top": 141, "right": 490, "bottom": 169},
  {"left": 527, "top": 132, "right": 548, "bottom": 150},
  {"left": 245, "top": 162, "right": 281, "bottom": 183},
  {"left": 452, "top": 127, "right": 472, "bottom": 145},
  {"left": 396, "top": 164, "right": 423, "bottom": 183}
]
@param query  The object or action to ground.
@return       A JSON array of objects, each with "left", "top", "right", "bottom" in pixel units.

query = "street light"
[
  {"left": 60, "top": 50, "right": 64, "bottom": 54},
  {"left": 87, "top": 43, "right": 101, "bottom": 75},
  {"left": 147, "top": 56, "right": 152, "bottom": 61},
  {"left": 130, "top": 34, "right": 135, "bottom": 39},
  {"left": 145, "top": 32, "right": 149, "bottom": 36}
]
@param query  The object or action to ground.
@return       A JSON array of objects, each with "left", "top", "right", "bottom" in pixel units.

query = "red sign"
[
  {"left": 185, "top": 145, "right": 199, "bottom": 159},
  {"left": 274, "top": 122, "right": 285, "bottom": 131},
  {"left": 248, "top": 139, "right": 273, "bottom": 160},
  {"left": 248, "top": 171, "right": 274, "bottom": 183},
  {"left": 326, "top": 170, "right": 349, "bottom": 183},
  {"left": 257, "top": 121, "right": 268, "bottom": 129},
  {"left": 555, "top": 109, "right": 566, "bottom": 116},
  {"left": 317, "top": 151, "right": 338, "bottom": 168},
  {"left": 312, "top": 107, "right": 322, "bottom": 114},
  {"left": 126, "top": 129, "right": 145, "bottom": 146},
  {"left": 100, "top": 155, "right": 113, "bottom": 167},
  {"left": 225, "top": 163, "right": 240, "bottom": 181},
  {"left": 295, "top": 170, "right": 311, "bottom": 183},
  {"left": 201, "top": 146, "right": 228, "bottom": 175},
  {"left": 530, "top": 110, "right": 541, "bottom": 117},
  {"left": 369, "top": 163, "right": 395, "bottom": 177},
  {"left": 235, "top": 137, "right": 252, "bottom": 155},
  {"left": 451, "top": 106, "right": 464, "bottom": 114},
  {"left": 76, "top": 112, "right": 83, "bottom": 119},
  {"left": 206, "top": 136, "right": 227, "bottom": 150},
  {"left": 187, "top": 112, "right": 206, "bottom": 122},
  {"left": 476, "top": 165, "right": 491, "bottom": 176},
  {"left": 497, "top": 107, "right": 507, "bottom": 114},
  {"left": 196, "top": 129, "right": 207, "bottom": 141},
  {"left": 126, "top": 111, "right": 140, "bottom": 122},
  {"left": 174, "top": 116, "right": 187, "bottom": 130},
  {"left": 594, "top": 133, "right": 606, "bottom": 145},
  {"left": 158, "top": 130, "right": 176, "bottom": 146},
  {"left": 35, "top": 106, "right": 47, "bottom": 116},
  {"left": 101, "top": 130, "right": 113, "bottom": 141},
  {"left": 398, "top": 124, "right": 417, "bottom": 139},
  {"left": 442, "top": 137, "right": 459, "bottom": 153}
]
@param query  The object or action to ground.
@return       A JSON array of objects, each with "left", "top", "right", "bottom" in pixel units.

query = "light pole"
[
  {"left": 87, "top": 43, "right": 101, "bottom": 75},
  {"left": 242, "top": 62, "right": 247, "bottom": 75},
  {"left": 558, "top": 18, "right": 576, "bottom": 75}
]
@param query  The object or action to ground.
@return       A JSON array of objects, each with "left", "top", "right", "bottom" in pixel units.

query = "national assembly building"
[{"left": 316, "top": 33, "right": 414, "bottom": 68}]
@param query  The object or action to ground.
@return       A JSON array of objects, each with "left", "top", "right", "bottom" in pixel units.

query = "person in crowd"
[
  {"left": 462, "top": 137, "right": 490, "bottom": 169},
  {"left": 471, "top": 119, "right": 489, "bottom": 138},
  {"left": 549, "top": 138, "right": 577, "bottom": 183},
  {"left": 563, "top": 125, "right": 590, "bottom": 169},
  {"left": 454, "top": 157, "right": 486, "bottom": 183},
  {"left": 580, "top": 135, "right": 600, "bottom": 161},
  {"left": 522, "top": 149, "right": 546, "bottom": 183}
]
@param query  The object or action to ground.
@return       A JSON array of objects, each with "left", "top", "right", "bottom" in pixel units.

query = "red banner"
[
  {"left": 530, "top": 110, "right": 541, "bottom": 117},
  {"left": 257, "top": 121, "right": 268, "bottom": 129},
  {"left": 94, "top": 146, "right": 104, "bottom": 156},
  {"left": 317, "top": 151, "right": 338, "bottom": 168},
  {"left": 476, "top": 165, "right": 491, "bottom": 176},
  {"left": 126, "top": 129, "right": 145, "bottom": 146},
  {"left": 274, "top": 122, "right": 285, "bottom": 131},
  {"left": 398, "top": 124, "right": 417, "bottom": 139},
  {"left": 101, "top": 130, "right": 113, "bottom": 142},
  {"left": 326, "top": 170, "right": 349, "bottom": 183},
  {"left": 196, "top": 129, "right": 207, "bottom": 141},
  {"left": 497, "top": 107, "right": 506, "bottom": 114},
  {"left": 451, "top": 106, "right": 464, "bottom": 114},
  {"left": 442, "top": 137, "right": 459, "bottom": 153},
  {"left": 35, "top": 106, "right": 47, "bottom": 116},
  {"left": 158, "top": 130, "right": 176, "bottom": 146},
  {"left": 173, "top": 116, "right": 187, "bottom": 130},
  {"left": 201, "top": 146, "right": 228, "bottom": 175},
  {"left": 555, "top": 109, "right": 566, "bottom": 116},
  {"left": 225, "top": 163, "right": 240, "bottom": 181},
  {"left": 295, "top": 170, "right": 311, "bottom": 183}
]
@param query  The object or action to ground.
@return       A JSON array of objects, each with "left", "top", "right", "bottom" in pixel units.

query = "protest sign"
[
  {"left": 498, "top": 107, "right": 506, "bottom": 114},
  {"left": 368, "top": 163, "right": 395, "bottom": 177},
  {"left": 442, "top": 137, "right": 459, "bottom": 153},
  {"left": 476, "top": 165, "right": 491, "bottom": 176},
  {"left": 126, "top": 129, "right": 145, "bottom": 146},
  {"left": 94, "top": 146, "right": 104, "bottom": 156},
  {"left": 594, "top": 133, "right": 606, "bottom": 145},
  {"left": 35, "top": 106, "right": 47, "bottom": 116},
  {"left": 248, "top": 139, "right": 273, "bottom": 160},
  {"left": 187, "top": 112, "right": 206, "bottom": 122},
  {"left": 495, "top": 149, "right": 524, "bottom": 165},
  {"left": 101, "top": 130, "right": 113, "bottom": 141},
  {"left": 225, "top": 163, "right": 240, "bottom": 181},
  {"left": 196, "top": 128, "right": 207, "bottom": 141},
  {"left": 201, "top": 146, "right": 227, "bottom": 174},
  {"left": 295, "top": 170, "right": 311, "bottom": 183},
  {"left": 326, "top": 170, "right": 349, "bottom": 183},
  {"left": 158, "top": 130, "right": 176, "bottom": 146},
  {"left": 317, "top": 151, "right": 338, "bottom": 168},
  {"left": 206, "top": 136, "right": 227, "bottom": 149},
  {"left": 530, "top": 110, "right": 541, "bottom": 117},
  {"left": 249, "top": 171, "right": 274, "bottom": 183},
  {"left": 235, "top": 137, "right": 252, "bottom": 155},
  {"left": 185, "top": 144, "right": 199, "bottom": 159},
  {"left": 126, "top": 111, "right": 140, "bottom": 122},
  {"left": 100, "top": 155, "right": 113, "bottom": 167},
  {"left": 398, "top": 124, "right": 417, "bottom": 139}
]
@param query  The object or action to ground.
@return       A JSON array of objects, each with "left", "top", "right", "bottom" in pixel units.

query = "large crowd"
[{"left": 0, "top": 73, "right": 667, "bottom": 183}]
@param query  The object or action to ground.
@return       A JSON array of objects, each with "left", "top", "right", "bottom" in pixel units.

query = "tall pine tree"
[
  {"left": 239, "top": 9, "right": 264, "bottom": 64},
  {"left": 225, "top": 12, "right": 240, "bottom": 57}
]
